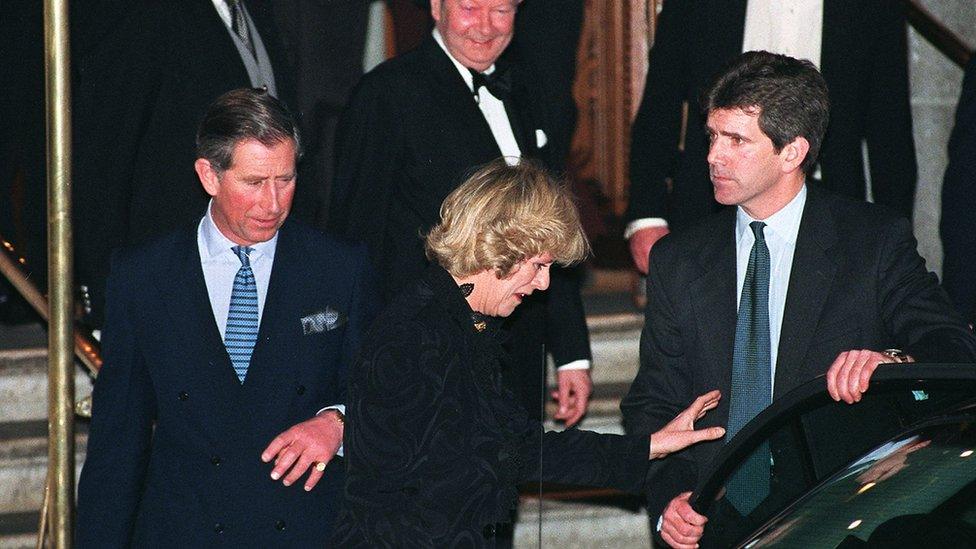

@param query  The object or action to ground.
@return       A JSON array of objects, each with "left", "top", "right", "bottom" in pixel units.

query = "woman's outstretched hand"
[{"left": 649, "top": 390, "right": 725, "bottom": 459}]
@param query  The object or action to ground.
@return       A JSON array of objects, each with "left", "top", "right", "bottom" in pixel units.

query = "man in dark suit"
[
  {"left": 941, "top": 53, "right": 976, "bottom": 325},
  {"left": 625, "top": 0, "right": 916, "bottom": 275},
  {"left": 620, "top": 51, "right": 976, "bottom": 549},
  {"left": 73, "top": 0, "right": 290, "bottom": 328},
  {"left": 76, "top": 89, "right": 377, "bottom": 547},
  {"left": 329, "top": 0, "right": 592, "bottom": 425}
]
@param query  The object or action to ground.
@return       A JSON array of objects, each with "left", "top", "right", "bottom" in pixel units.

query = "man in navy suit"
[{"left": 76, "top": 88, "right": 377, "bottom": 547}]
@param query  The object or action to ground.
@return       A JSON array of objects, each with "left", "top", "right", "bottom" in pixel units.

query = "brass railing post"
[{"left": 44, "top": 0, "right": 75, "bottom": 545}]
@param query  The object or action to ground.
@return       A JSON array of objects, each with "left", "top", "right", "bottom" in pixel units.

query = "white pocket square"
[
  {"left": 300, "top": 307, "right": 347, "bottom": 335},
  {"left": 535, "top": 129, "right": 548, "bottom": 148}
]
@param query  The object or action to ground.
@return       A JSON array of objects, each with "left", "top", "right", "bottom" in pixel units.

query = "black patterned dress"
[{"left": 333, "top": 265, "right": 650, "bottom": 547}]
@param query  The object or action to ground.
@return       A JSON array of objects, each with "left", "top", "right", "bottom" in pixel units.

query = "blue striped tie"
[
  {"left": 726, "top": 221, "right": 772, "bottom": 514},
  {"left": 226, "top": 246, "right": 258, "bottom": 383}
]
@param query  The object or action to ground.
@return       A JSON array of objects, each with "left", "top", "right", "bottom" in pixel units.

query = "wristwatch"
[{"left": 881, "top": 348, "right": 912, "bottom": 363}]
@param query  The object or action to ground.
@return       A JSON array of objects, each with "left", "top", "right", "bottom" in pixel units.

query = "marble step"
[
  {"left": 514, "top": 492, "right": 650, "bottom": 549},
  {"left": 0, "top": 347, "right": 94, "bottom": 423},
  {"left": 0, "top": 421, "right": 87, "bottom": 515}
]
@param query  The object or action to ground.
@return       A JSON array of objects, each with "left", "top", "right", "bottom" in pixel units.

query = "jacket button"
[
  {"left": 214, "top": 523, "right": 224, "bottom": 534},
  {"left": 210, "top": 455, "right": 221, "bottom": 466},
  {"left": 275, "top": 519, "right": 286, "bottom": 531},
  {"left": 482, "top": 524, "right": 495, "bottom": 539},
  {"left": 296, "top": 385, "right": 306, "bottom": 395},
  {"left": 178, "top": 391, "right": 189, "bottom": 401}
]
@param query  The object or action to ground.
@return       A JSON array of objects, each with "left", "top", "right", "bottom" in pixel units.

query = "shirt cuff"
[
  {"left": 316, "top": 404, "right": 345, "bottom": 458},
  {"left": 657, "top": 514, "right": 663, "bottom": 532},
  {"left": 556, "top": 359, "right": 590, "bottom": 371},
  {"left": 624, "top": 218, "right": 668, "bottom": 239}
]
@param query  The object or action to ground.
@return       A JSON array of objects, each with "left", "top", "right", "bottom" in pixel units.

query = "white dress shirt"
[
  {"left": 734, "top": 185, "right": 807, "bottom": 377},
  {"left": 431, "top": 29, "right": 587, "bottom": 372},
  {"left": 742, "top": 0, "right": 823, "bottom": 69}
]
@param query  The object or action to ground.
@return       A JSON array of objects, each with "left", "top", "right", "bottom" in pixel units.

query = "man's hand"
[
  {"left": 649, "top": 390, "right": 725, "bottom": 459},
  {"left": 261, "top": 411, "right": 343, "bottom": 491},
  {"left": 552, "top": 369, "right": 592, "bottom": 426},
  {"left": 826, "top": 349, "right": 911, "bottom": 404},
  {"left": 660, "top": 492, "right": 707, "bottom": 549},
  {"left": 629, "top": 226, "right": 670, "bottom": 274}
]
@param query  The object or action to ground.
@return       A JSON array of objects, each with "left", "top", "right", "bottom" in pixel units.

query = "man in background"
[{"left": 330, "top": 0, "right": 593, "bottom": 426}]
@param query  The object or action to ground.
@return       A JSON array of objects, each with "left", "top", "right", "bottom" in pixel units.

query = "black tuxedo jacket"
[
  {"left": 72, "top": 0, "right": 292, "bottom": 327},
  {"left": 76, "top": 220, "right": 378, "bottom": 547},
  {"left": 329, "top": 36, "right": 591, "bottom": 418},
  {"left": 621, "top": 184, "right": 976, "bottom": 517},
  {"left": 626, "top": 0, "right": 917, "bottom": 230},
  {"left": 334, "top": 265, "right": 649, "bottom": 547}
]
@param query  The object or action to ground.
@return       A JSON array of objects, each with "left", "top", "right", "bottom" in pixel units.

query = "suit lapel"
[
  {"left": 501, "top": 50, "right": 539, "bottom": 159},
  {"left": 420, "top": 38, "right": 503, "bottom": 159},
  {"left": 164, "top": 226, "right": 242, "bottom": 433},
  {"left": 240, "top": 222, "right": 301, "bottom": 418},
  {"left": 690, "top": 210, "right": 739, "bottom": 396},
  {"left": 774, "top": 186, "right": 839, "bottom": 397}
]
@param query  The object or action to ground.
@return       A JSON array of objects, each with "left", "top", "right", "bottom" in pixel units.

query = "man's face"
[
  {"left": 195, "top": 139, "right": 296, "bottom": 246},
  {"left": 706, "top": 108, "right": 792, "bottom": 219},
  {"left": 431, "top": 0, "right": 518, "bottom": 72}
]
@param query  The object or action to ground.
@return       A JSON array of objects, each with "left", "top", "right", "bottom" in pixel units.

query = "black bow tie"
[{"left": 469, "top": 67, "right": 512, "bottom": 102}]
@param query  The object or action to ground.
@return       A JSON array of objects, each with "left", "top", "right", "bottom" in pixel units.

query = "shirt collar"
[
  {"left": 200, "top": 199, "right": 279, "bottom": 261},
  {"left": 736, "top": 184, "right": 807, "bottom": 245},
  {"left": 432, "top": 28, "right": 496, "bottom": 93}
]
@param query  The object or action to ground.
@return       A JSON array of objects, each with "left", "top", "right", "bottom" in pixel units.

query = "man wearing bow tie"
[
  {"left": 330, "top": 0, "right": 593, "bottom": 429},
  {"left": 77, "top": 89, "right": 378, "bottom": 547}
]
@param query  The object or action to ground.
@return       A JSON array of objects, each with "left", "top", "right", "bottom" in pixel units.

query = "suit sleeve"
[
  {"left": 327, "top": 74, "right": 401, "bottom": 261},
  {"left": 624, "top": 0, "right": 692, "bottom": 223},
  {"left": 545, "top": 264, "right": 592, "bottom": 366},
  {"left": 336, "top": 244, "right": 381, "bottom": 404},
  {"left": 73, "top": 7, "right": 162, "bottom": 327},
  {"left": 863, "top": 2, "right": 917, "bottom": 218},
  {"left": 940, "top": 55, "right": 976, "bottom": 323},
  {"left": 619, "top": 238, "right": 700, "bottom": 514},
  {"left": 877, "top": 217, "right": 976, "bottom": 362},
  {"left": 76, "top": 255, "right": 157, "bottom": 547}
]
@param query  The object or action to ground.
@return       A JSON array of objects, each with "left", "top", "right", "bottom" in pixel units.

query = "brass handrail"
[
  {"left": 905, "top": 0, "right": 973, "bottom": 69},
  {"left": 0, "top": 237, "right": 102, "bottom": 377}
]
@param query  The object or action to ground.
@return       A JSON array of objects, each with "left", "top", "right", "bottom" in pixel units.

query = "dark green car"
[{"left": 692, "top": 364, "right": 976, "bottom": 548}]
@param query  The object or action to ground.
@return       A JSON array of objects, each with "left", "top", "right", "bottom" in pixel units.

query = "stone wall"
[{"left": 910, "top": 1, "right": 976, "bottom": 275}]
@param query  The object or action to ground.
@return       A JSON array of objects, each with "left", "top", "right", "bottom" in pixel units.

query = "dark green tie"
[{"left": 726, "top": 221, "right": 772, "bottom": 514}]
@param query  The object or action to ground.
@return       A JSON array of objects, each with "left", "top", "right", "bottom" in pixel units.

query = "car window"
[
  {"left": 742, "top": 419, "right": 976, "bottom": 548},
  {"left": 692, "top": 368, "right": 976, "bottom": 548}
]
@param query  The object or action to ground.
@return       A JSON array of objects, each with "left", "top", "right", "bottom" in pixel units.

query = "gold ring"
[{"left": 315, "top": 461, "right": 327, "bottom": 472}]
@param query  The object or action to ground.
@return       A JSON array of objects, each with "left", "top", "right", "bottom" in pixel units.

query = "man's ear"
[
  {"left": 780, "top": 136, "right": 810, "bottom": 174},
  {"left": 195, "top": 158, "right": 220, "bottom": 198},
  {"left": 430, "top": 0, "right": 441, "bottom": 22}
]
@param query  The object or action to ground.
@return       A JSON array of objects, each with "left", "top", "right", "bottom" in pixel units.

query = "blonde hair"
[{"left": 425, "top": 159, "right": 590, "bottom": 278}]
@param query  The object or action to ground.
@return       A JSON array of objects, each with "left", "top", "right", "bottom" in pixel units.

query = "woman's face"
[{"left": 480, "top": 252, "right": 553, "bottom": 317}]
